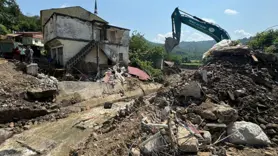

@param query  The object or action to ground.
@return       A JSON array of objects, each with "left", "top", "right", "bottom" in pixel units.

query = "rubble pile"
[
  {"left": 131, "top": 46, "right": 278, "bottom": 155},
  {"left": 0, "top": 61, "right": 61, "bottom": 132}
]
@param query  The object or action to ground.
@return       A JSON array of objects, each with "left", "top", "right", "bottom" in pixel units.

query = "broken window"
[
  {"left": 119, "top": 53, "right": 123, "bottom": 62},
  {"left": 110, "top": 31, "right": 116, "bottom": 43}
]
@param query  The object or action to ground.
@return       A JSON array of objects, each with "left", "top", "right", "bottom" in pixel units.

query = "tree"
[
  {"left": 248, "top": 29, "right": 278, "bottom": 53},
  {"left": 129, "top": 31, "right": 165, "bottom": 81},
  {"left": 0, "top": 24, "right": 9, "bottom": 35}
]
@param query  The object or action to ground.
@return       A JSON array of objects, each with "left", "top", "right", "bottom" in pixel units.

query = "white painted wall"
[
  {"left": 56, "top": 15, "right": 93, "bottom": 41},
  {"left": 57, "top": 39, "right": 88, "bottom": 65},
  {"left": 101, "top": 44, "right": 129, "bottom": 64},
  {"left": 85, "top": 47, "right": 108, "bottom": 64},
  {"left": 106, "top": 29, "right": 130, "bottom": 46}
]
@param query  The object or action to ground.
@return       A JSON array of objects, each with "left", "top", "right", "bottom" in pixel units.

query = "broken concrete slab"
[
  {"left": 177, "top": 126, "right": 199, "bottom": 153},
  {"left": 26, "top": 63, "right": 38, "bottom": 76},
  {"left": 194, "top": 100, "right": 238, "bottom": 124},
  {"left": 179, "top": 81, "right": 201, "bottom": 99},
  {"left": 140, "top": 132, "right": 165, "bottom": 154},
  {"left": 27, "top": 88, "right": 57, "bottom": 101},
  {"left": 0, "top": 129, "right": 13, "bottom": 144},
  {"left": 228, "top": 121, "right": 271, "bottom": 146}
]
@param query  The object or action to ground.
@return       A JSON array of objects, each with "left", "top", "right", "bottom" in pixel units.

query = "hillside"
[{"left": 150, "top": 37, "right": 251, "bottom": 60}]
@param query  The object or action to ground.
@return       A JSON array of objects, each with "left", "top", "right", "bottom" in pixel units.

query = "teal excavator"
[{"left": 165, "top": 7, "right": 231, "bottom": 53}]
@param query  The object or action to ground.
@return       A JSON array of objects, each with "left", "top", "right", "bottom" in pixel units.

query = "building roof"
[{"left": 40, "top": 6, "right": 107, "bottom": 26}]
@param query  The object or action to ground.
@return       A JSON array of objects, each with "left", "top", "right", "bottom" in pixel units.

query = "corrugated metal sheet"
[{"left": 128, "top": 66, "right": 150, "bottom": 81}]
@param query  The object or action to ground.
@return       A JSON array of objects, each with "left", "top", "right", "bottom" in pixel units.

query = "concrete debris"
[
  {"left": 26, "top": 63, "right": 38, "bottom": 76},
  {"left": 178, "top": 81, "right": 201, "bottom": 99},
  {"left": 0, "top": 129, "right": 13, "bottom": 144},
  {"left": 228, "top": 121, "right": 271, "bottom": 146},
  {"left": 177, "top": 126, "right": 199, "bottom": 153},
  {"left": 140, "top": 132, "right": 166, "bottom": 154}
]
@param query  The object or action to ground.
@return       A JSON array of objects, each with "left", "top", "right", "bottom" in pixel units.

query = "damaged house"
[{"left": 41, "top": 6, "right": 130, "bottom": 73}]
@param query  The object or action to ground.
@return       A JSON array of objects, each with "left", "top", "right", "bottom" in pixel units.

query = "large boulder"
[{"left": 227, "top": 121, "right": 271, "bottom": 146}]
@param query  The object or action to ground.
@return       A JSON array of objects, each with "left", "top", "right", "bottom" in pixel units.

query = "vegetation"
[
  {"left": 0, "top": 0, "right": 41, "bottom": 34},
  {"left": 248, "top": 29, "right": 278, "bottom": 53},
  {"left": 129, "top": 31, "right": 165, "bottom": 81}
]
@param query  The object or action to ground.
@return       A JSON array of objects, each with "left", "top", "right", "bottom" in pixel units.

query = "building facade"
[{"left": 41, "top": 6, "right": 130, "bottom": 72}]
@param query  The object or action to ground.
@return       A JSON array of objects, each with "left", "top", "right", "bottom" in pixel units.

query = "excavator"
[{"left": 165, "top": 7, "right": 231, "bottom": 53}]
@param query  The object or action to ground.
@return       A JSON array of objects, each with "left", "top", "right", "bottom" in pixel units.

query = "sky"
[{"left": 17, "top": 0, "right": 278, "bottom": 43}]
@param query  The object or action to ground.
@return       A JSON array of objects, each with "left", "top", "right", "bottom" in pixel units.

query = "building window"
[
  {"left": 51, "top": 46, "right": 63, "bottom": 66},
  {"left": 119, "top": 53, "right": 123, "bottom": 62},
  {"left": 57, "top": 47, "right": 63, "bottom": 66},
  {"left": 110, "top": 31, "right": 116, "bottom": 43}
]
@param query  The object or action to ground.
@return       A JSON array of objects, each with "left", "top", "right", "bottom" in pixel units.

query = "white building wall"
[
  {"left": 57, "top": 39, "right": 88, "bottom": 65},
  {"left": 85, "top": 47, "right": 108, "bottom": 64},
  {"left": 56, "top": 15, "right": 93, "bottom": 41},
  {"left": 44, "top": 16, "right": 56, "bottom": 42},
  {"left": 102, "top": 44, "right": 129, "bottom": 64}
]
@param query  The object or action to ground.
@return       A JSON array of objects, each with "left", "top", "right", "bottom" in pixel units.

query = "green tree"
[
  {"left": 248, "top": 29, "right": 278, "bottom": 53},
  {"left": 0, "top": 24, "right": 9, "bottom": 35},
  {"left": 129, "top": 31, "right": 165, "bottom": 81}
]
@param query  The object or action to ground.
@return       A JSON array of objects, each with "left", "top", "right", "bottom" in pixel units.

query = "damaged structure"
[{"left": 41, "top": 6, "right": 130, "bottom": 73}]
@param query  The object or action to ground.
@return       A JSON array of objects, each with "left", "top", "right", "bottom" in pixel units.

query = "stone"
[
  {"left": 200, "top": 130, "right": 211, "bottom": 144},
  {"left": 266, "top": 123, "right": 278, "bottom": 129},
  {"left": 177, "top": 126, "right": 199, "bottom": 153},
  {"left": 0, "top": 129, "right": 13, "bottom": 144},
  {"left": 214, "top": 104, "right": 238, "bottom": 123},
  {"left": 199, "top": 70, "right": 208, "bottom": 83},
  {"left": 26, "top": 63, "right": 38, "bottom": 76},
  {"left": 179, "top": 81, "right": 201, "bottom": 99},
  {"left": 131, "top": 148, "right": 140, "bottom": 156},
  {"left": 235, "top": 89, "right": 247, "bottom": 97},
  {"left": 103, "top": 102, "right": 113, "bottom": 109},
  {"left": 141, "top": 133, "right": 165, "bottom": 154},
  {"left": 27, "top": 88, "right": 57, "bottom": 100},
  {"left": 195, "top": 100, "right": 238, "bottom": 124},
  {"left": 227, "top": 91, "right": 235, "bottom": 101},
  {"left": 227, "top": 121, "right": 271, "bottom": 146},
  {"left": 264, "top": 151, "right": 274, "bottom": 156}
]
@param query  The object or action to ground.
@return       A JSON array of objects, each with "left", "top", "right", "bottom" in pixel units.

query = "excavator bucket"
[{"left": 165, "top": 37, "right": 179, "bottom": 53}]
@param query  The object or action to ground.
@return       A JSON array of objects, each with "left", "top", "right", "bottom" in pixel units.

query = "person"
[
  {"left": 20, "top": 46, "right": 26, "bottom": 62},
  {"left": 13, "top": 47, "right": 20, "bottom": 60},
  {"left": 26, "top": 46, "right": 34, "bottom": 63}
]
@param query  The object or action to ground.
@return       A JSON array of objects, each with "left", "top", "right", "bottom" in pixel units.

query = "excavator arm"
[{"left": 165, "top": 7, "right": 231, "bottom": 53}]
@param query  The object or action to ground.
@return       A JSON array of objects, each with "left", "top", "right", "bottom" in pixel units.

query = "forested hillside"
[{"left": 0, "top": 0, "right": 41, "bottom": 35}]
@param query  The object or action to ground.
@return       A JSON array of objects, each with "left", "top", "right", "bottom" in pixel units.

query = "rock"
[
  {"left": 141, "top": 133, "right": 165, "bottom": 154},
  {"left": 264, "top": 151, "right": 274, "bottom": 156},
  {"left": 195, "top": 100, "right": 238, "bottom": 123},
  {"left": 104, "top": 102, "right": 113, "bottom": 109},
  {"left": 227, "top": 121, "right": 271, "bottom": 146},
  {"left": 215, "top": 103, "right": 238, "bottom": 123},
  {"left": 201, "top": 130, "right": 211, "bottom": 144},
  {"left": 131, "top": 148, "right": 140, "bottom": 156},
  {"left": 227, "top": 91, "right": 235, "bottom": 101},
  {"left": 0, "top": 129, "right": 13, "bottom": 144},
  {"left": 266, "top": 123, "right": 278, "bottom": 129},
  {"left": 26, "top": 63, "right": 38, "bottom": 76},
  {"left": 179, "top": 81, "right": 201, "bottom": 99},
  {"left": 235, "top": 89, "right": 247, "bottom": 97},
  {"left": 199, "top": 70, "right": 208, "bottom": 83},
  {"left": 177, "top": 126, "right": 199, "bottom": 153},
  {"left": 27, "top": 88, "right": 57, "bottom": 100},
  {"left": 187, "top": 113, "right": 202, "bottom": 125}
]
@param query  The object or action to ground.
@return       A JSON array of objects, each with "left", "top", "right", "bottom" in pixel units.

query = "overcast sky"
[{"left": 17, "top": 0, "right": 278, "bottom": 43}]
